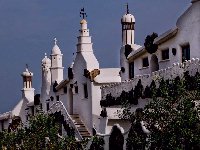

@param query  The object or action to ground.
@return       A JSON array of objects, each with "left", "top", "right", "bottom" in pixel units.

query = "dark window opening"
[
  {"left": 50, "top": 96, "right": 54, "bottom": 101},
  {"left": 162, "top": 49, "right": 169, "bottom": 60},
  {"left": 182, "top": 44, "right": 190, "bottom": 62},
  {"left": 68, "top": 67, "right": 74, "bottom": 79},
  {"left": 56, "top": 96, "right": 59, "bottom": 101},
  {"left": 63, "top": 87, "right": 67, "bottom": 93},
  {"left": 75, "top": 86, "right": 78, "bottom": 94},
  {"left": 142, "top": 57, "right": 149, "bottom": 67},
  {"left": 46, "top": 103, "right": 50, "bottom": 111},
  {"left": 122, "top": 22, "right": 135, "bottom": 30},
  {"left": 172, "top": 48, "right": 177, "bottom": 56},
  {"left": 26, "top": 115, "right": 29, "bottom": 121},
  {"left": 34, "top": 94, "right": 40, "bottom": 105},
  {"left": 31, "top": 106, "right": 34, "bottom": 116},
  {"left": 53, "top": 81, "right": 58, "bottom": 92},
  {"left": 129, "top": 62, "right": 134, "bottom": 79},
  {"left": 84, "top": 84, "right": 88, "bottom": 99}
]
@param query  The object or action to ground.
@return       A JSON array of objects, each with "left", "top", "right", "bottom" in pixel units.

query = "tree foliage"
[
  {"left": 144, "top": 32, "right": 158, "bottom": 54},
  {"left": 0, "top": 113, "right": 88, "bottom": 150},
  {"left": 121, "top": 73, "right": 200, "bottom": 150}
]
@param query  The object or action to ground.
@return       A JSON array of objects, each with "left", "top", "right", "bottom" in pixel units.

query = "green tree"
[
  {"left": 0, "top": 113, "right": 87, "bottom": 150},
  {"left": 121, "top": 76, "right": 200, "bottom": 150}
]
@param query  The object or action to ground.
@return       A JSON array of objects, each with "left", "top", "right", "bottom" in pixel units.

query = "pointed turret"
[
  {"left": 21, "top": 66, "right": 35, "bottom": 102},
  {"left": 41, "top": 53, "right": 51, "bottom": 109},
  {"left": 77, "top": 8, "right": 94, "bottom": 53},
  {"left": 50, "top": 38, "right": 64, "bottom": 84},
  {"left": 121, "top": 3, "right": 135, "bottom": 46}
]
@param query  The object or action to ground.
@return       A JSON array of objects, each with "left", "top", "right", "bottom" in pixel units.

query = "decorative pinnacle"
[
  {"left": 126, "top": 3, "right": 129, "bottom": 14},
  {"left": 26, "top": 64, "right": 29, "bottom": 69},
  {"left": 54, "top": 38, "right": 57, "bottom": 45},
  {"left": 25, "top": 64, "right": 29, "bottom": 71},
  {"left": 80, "top": 7, "right": 87, "bottom": 19},
  {"left": 45, "top": 53, "right": 47, "bottom": 58}
]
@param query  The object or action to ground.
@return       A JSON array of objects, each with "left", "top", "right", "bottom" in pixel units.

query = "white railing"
[{"left": 48, "top": 101, "right": 82, "bottom": 140}]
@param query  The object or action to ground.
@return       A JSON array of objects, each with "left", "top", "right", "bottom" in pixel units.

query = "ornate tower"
[
  {"left": 50, "top": 38, "right": 64, "bottom": 84},
  {"left": 77, "top": 10, "right": 93, "bottom": 53},
  {"left": 75, "top": 8, "right": 99, "bottom": 69},
  {"left": 120, "top": 4, "right": 135, "bottom": 81},
  {"left": 21, "top": 66, "right": 35, "bottom": 102},
  {"left": 121, "top": 4, "right": 135, "bottom": 46},
  {"left": 41, "top": 53, "right": 51, "bottom": 108}
]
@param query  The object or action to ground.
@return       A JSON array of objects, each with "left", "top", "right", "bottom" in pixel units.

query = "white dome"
[
  {"left": 42, "top": 53, "right": 51, "bottom": 65},
  {"left": 52, "top": 44, "right": 61, "bottom": 55},
  {"left": 22, "top": 68, "right": 33, "bottom": 77},
  {"left": 121, "top": 13, "right": 135, "bottom": 23},
  {"left": 51, "top": 38, "right": 61, "bottom": 55}
]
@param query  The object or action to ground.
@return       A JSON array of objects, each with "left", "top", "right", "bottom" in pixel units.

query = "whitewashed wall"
[{"left": 102, "top": 58, "right": 200, "bottom": 100}]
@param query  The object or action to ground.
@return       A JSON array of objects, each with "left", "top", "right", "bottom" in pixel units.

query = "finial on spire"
[
  {"left": 45, "top": 53, "right": 47, "bottom": 58},
  {"left": 26, "top": 64, "right": 29, "bottom": 69},
  {"left": 126, "top": 3, "right": 129, "bottom": 14},
  {"left": 25, "top": 64, "right": 29, "bottom": 71},
  {"left": 80, "top": 7, "right": 87, "bottom": 19},
  {"left": 54, "top": 38, "right": 57, "bottom": 45}
]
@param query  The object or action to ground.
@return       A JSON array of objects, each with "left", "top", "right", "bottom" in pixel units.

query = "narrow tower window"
[
  {"left": 83, "top": 84, "right": 88, "bottom": 99},
  {"left": 46, "top": 103, "right": 50, "bottom": 111},
  {"left": 129, "top": 62, "right": 134, "bottom": 79}
]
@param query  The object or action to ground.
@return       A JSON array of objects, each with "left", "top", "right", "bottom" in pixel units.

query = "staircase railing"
[{"left": 48, "top": 101, "right": 82, "bottom": 140}]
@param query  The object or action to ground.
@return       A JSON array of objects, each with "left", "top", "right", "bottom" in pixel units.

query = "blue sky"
[{"left": 0, "top": 0, "right": 190, "bottom": 113}]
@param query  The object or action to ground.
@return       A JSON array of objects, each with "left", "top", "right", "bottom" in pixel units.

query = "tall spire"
[{"left": 126, "top": 3, "right": 129, "bottom": 14}]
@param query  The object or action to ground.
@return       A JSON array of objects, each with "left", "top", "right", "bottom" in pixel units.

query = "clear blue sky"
[{"left": 0, "top": 0, "right": 190, "bottom": 113}]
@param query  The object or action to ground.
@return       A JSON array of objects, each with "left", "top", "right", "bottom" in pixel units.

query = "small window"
[
  {"left": 129, "top": 62, "right": 134, "bottom": 79},
  {"left": 142, "top": 57, "right": 149, "bottom": 68},
  {"left": 75, "top": 86, "right": 78, "bottom": 94},
  {"left": 31, "top": 106, "right": 34, "bottom": 116},
  {"left": 56, "top": 96, "right": 59, "bottom": 101},
  {"left": 63, "top": 87, "right": 67, "bottom": 93},
  {"left": 50, "top": 96, "right": 54, "bottom": 101},
  {"left": 26, "top": 115, "right": 29, "bottom": 121},
  {"left": 162, "top": 49, "right": 169, "bottom": 60},
  {"left": 83, "top": 84, "right": 88, "bottom": 99},
  {"left": 46, "top": 103, "right": 50, "bottom": 111},
  {"left": 182, "top": 44, "right": 190, "bottom": 62}
]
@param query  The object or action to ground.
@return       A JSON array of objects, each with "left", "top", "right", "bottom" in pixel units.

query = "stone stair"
[{"left": 70, "top": 114, "right": 91, "bottom": 139}]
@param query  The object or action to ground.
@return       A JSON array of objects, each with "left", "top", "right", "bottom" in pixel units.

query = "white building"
[
  {"left": 0, "top": 8, "right": 122, "bottom": 138},
  {"left": 0, "top": 0, "right": 200, "bottom": 149},
  {"left": 120, "top": 0, "right": 200, "bottom": 81}
]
